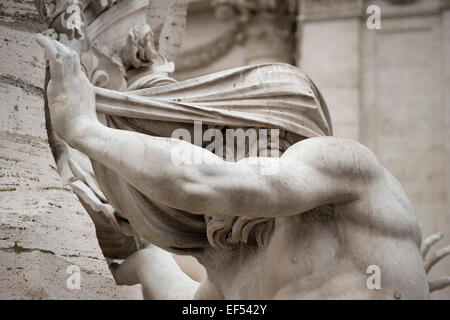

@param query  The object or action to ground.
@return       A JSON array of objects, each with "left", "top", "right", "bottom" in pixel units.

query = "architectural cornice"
[{"left": 298, "top": 0, "right": 448, "bottom": 23}]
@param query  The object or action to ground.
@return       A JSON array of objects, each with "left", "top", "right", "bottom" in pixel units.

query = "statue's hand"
[{"left": 35, "top": 34, "right": 98, "bottom": 145}]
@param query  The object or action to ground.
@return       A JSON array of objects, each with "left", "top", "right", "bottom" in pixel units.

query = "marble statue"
[{"left": 34, "top": 0, "right": 449, "bottom": 299}]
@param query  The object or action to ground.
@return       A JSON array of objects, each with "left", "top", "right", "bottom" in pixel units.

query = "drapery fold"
[
  {"left": 95, "top": 63, "right": 333, "bottom": 139},
  {"left": 90, "top": 63, "right": 333, "bottom": 252}
]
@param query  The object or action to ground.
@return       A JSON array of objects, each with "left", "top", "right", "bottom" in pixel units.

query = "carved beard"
[
  {"left": 91, "top": 63, "right": 331, "bottom": 253},
  {"left": 205, "top": 215, "right": 275, "bottom": 252},
  {"left": 204, "top": 135, "right": 292, "bottom": 252}
]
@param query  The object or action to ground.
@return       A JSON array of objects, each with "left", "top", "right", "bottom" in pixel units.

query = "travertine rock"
[{"left": 0, "top": 0, "right": 140, "bottom": 300}]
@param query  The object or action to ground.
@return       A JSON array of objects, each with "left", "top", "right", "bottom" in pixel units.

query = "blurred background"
[{"left": 0, "top": 0, "right": 449, "bottom": 299}]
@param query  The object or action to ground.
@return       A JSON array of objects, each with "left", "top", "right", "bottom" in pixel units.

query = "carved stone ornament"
[
  {"left": 80, "top": 43, "right": 127, "bottom": 91},
  {"left": 120, "top": 24, "right": 163, "bottom": 70},
  {"left": 35, "top": 0, "right": 85, "bottom": 40},
  {"left": 35, "top": 0, "right": 187, "bottom": 91}
]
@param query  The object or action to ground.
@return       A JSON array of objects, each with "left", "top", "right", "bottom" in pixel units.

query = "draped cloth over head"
[
  {"left": 95, "top": 63, "right": 333, "bottom": 138},
  {"left": 90, "top": 63, "right": 333, "bottom": 253}
]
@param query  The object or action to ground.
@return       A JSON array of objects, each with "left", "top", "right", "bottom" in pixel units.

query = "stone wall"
[{"left": 0, "top": 0, "right": 140, "bottom": 299}]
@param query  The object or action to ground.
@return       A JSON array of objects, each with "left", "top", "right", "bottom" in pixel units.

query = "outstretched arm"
[{"left": 37, "top": 36, "right": 381, "bottom": 219}]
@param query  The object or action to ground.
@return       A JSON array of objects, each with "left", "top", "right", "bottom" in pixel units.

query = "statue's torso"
[
  {"left": 200, "top": 168, "right": 429, "bottom": 300},
  {"left": 92, "top": 119, "right": 430, "bottom": 299}
]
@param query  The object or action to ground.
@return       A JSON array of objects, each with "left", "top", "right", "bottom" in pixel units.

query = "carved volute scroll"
[
  {"left": 35, "top": 0, "right": 187, "bottom": 91},
  {"left": 35, "top": 0, "right": 85, "bottom": 40}
]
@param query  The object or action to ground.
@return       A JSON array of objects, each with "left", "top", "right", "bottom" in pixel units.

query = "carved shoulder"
[{"left": 284, "top": 136, "right": 384, "bottom": 184}]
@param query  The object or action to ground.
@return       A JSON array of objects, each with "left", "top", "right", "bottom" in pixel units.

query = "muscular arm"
[
  {"left": 73, "top": 123, "right": 379, "bottom": 217},
  {"left": 37, "top": 36, "right": 383, "bottom": 219}
]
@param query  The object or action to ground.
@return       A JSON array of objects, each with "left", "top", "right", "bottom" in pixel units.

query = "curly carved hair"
[{"left": 203, "top": 127, "right": 296, "bottom": 252}]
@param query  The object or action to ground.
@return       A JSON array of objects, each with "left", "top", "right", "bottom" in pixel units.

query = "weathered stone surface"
[
  {"left": 0, "top": 0, "right": 137, "bottom": 300},
  {"left": 2, "top": 0, "right": 449, "bottom": 300},
  {"left": 37, "top": 0, "right": 440, "bottom": 297}
]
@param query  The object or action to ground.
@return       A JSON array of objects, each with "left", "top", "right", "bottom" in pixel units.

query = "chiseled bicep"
[{"left": 193, "top": 137, "right": 380, "bottom": 218}]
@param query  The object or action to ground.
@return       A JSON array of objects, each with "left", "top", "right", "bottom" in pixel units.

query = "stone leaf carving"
[
  {"left": 120, "top": 24, "right": 164, "bottom": 70},
  {"left": 80, "top": 43, "right": 127, "bottom": 91},
  {"left": 35, "top": 0, "right": 85, "bottom": 40}
]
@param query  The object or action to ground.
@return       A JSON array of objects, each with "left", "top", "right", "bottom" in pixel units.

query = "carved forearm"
[
  {"left": 68, "top": 121, "right": 280, "bottom": 217},
  {"left": 68, "top": 120, "right": 225, "bottom": 212},
  {"left": 68, "top": 121, "right": 349, "bottom": 219}
]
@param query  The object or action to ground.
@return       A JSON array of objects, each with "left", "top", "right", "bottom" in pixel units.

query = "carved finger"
[
  {"left": 34, "top": 34, "right": 63, "bottom": 81},
  {"left": 429, "top": 276, "right": 450, "bottom": 292},
  {"left": 35, "top": 34, "right": 59, "bottom": 61},
  {"left": 425, "top": 246, "right": 450, "bottom": 273},
  {"left": 421, "top": 232, "right": 443, "bottom": 259},
  {"left": 51, "top": 39, "right": 78, "bottom": 62},
  {"left": 51, "top": 39, "right": 83, "bottom": 76},
  {"left": 51, "top": 38, "right": 72, "bottom": 55}
]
